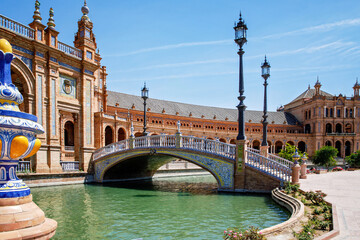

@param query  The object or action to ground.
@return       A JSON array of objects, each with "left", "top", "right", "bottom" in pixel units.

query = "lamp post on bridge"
[
  {"left": 261, "top": 56, "right": 270, "bottom": 149},
  {"left": 234, "top": 13, "right": 247, "bottom": 141},
  {"left": 141, "top": 83, "right": 149, "bottom": 136}
]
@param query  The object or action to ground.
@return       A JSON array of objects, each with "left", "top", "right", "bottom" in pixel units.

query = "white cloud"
[
  {"left": 113, "top": 58, "right": 236, "bottom": 73},
  {"left": 103, "top": 39, "right": 233, "bottom": 57},
  {"left": 255, "top": 18, "right": 360, "bottom": 40}
]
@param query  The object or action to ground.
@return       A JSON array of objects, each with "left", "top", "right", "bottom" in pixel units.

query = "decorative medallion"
[{"left": 62, "top": 79, "right": 72, "bottom": 94}]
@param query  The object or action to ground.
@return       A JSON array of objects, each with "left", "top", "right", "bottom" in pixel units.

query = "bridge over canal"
[{"left": 92, "top": 134, "right": 294, "bottom": 191}]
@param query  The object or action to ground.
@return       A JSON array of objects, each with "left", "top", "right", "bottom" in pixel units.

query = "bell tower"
[{"left": 74, "top": 0, "right": 97, "bottom": 62}]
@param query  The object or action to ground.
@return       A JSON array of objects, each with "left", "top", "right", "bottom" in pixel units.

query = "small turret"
[
  {"left": 314, "top": 76, "right": 321, "bottom": 95},
  {"left": 354, "top": 78, "right": 360, "bottom": 97}
]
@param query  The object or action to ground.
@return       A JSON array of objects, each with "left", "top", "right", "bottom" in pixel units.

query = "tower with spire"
[
  {"left": 74, "top": 0, "right": 97, "bottom": 62},
  {"left": 354, "top": 78, "right": 360, "bottom": 98},
  {"left": 314, "top": 76, "right": 321, "bottom": 96}
]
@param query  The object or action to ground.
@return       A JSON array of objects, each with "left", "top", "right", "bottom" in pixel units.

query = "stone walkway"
[{"left": 300, "top": 171, "right": 360, "bottom": 240}]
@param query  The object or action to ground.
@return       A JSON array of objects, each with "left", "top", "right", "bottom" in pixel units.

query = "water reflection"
[{"left": 31, "top": 175, "right": 289, "bottom": 240}]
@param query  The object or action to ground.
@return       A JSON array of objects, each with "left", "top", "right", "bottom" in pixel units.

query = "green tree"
[
  {"left": 312, "top": 146, "right": 338, "bottom": 169},
  {"left": 345, "top": 150, "right": 360, "bottom": 167},
  {"left": 278, "top": 143, "right": 306, "bottom": 162}
]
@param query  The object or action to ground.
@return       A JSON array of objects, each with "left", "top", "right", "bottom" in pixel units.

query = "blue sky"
[{"left": 3, "top": 0, "right": 360, "bottom": 111}]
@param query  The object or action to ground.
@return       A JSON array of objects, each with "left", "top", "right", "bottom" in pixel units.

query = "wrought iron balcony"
[{"left": 326, "top": 132, "right": 356, "bottom": 136}]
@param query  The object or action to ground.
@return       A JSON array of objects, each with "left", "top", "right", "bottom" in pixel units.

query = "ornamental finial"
[
  {"left": 81, "top": 0, "right": 91, "bottom": 22},
  {"left": 47, "top": 7, "right": 55, "bottom": 29},
  {"left": 33, "top": 0, "right": 42, "bottom": 23}
]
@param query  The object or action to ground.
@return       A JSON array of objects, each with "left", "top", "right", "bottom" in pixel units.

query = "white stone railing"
[
  {"left": 93, "top": 135, "right": 236, "bottom": 161},
  {"left": 245, "top": 150, "right": 291, "bottom": 182},
  {"left": 247, "top": 147, "right": 260, "bottom": 154},
  {"left": 60, "top": 161, "right": 79, "bottom": 171},
  {"left": 0, "top": 14, "right": 35, "bottom": 39},
  {"left": 181, "top": 136, "right": 236, "bottom": 159},
  {"left": 16, "top": 161, "right": 31, "bottom": 173},
  {"left": 268, "top": 153, "right": 294, "bottom": 170},
  {"left": 57, "top": 41, "right": 83, "bottom": 59}
]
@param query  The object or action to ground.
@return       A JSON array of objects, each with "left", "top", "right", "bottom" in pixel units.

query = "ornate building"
[{"left": 0, "top": 1, "right": 358, "bottom": 173}]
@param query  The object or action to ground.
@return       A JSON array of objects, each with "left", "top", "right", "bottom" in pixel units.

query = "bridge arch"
[{"left": 94, "top": 148, "right": 234, "bottom": 189}]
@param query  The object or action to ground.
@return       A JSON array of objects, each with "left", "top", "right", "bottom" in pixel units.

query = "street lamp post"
[
  {"left": 141, "top": 83, "right": 149, "bottom": 136},
  {"left": 261, "top": 56, "right": 270, "bottom": 147},
  {"left": 234, "top": 13, "right": 248, "bottom": 140}
]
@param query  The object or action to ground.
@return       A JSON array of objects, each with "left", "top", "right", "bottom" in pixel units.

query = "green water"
[{"left": 31, "top": 176, "right": 289, "bottom": 240}]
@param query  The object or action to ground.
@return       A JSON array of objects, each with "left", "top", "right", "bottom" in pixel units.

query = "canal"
[{"left": 31, "top": 175, "right": 290, "bottom": 239}]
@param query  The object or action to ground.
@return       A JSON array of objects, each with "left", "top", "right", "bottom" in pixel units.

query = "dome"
[{"left": 81, "top": 5, "right": 89, "bottom": 15}]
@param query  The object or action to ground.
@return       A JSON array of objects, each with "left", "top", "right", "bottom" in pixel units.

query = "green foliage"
[
  {"left": 223, "top": 226, "right": 266, "bottom": 240},
  {"left": 279, "top": 143, "right": 307, "bottom": 163},
  {"left": 304, "top": 191, "right": 327, "bottom": 205},
  {"left": 278, "top": 143, "right": 297, "bottom": 161},
  {"left": 284, "top": 181, "right": 299, "bottom": 194},
  {"left": 312, "top": 146, "right": 338, "bottom": 169},
  {"left": 313, "top": 208, "right": 321, "bottom": 215},
  {"left": 345, "top": 150, "right": 360, "bottom": 167},
  {"left": 293, "top": 221, "right": 315, "bottom": 240}
]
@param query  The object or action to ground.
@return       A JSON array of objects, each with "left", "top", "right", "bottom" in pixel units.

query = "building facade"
[{"left": 0, "top": 1, "right": 358, "bottom": 173}]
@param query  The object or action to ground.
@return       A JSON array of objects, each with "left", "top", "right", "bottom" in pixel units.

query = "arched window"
[
  {"left": 335, "top": 141, "right": 342, "bottom": 157},
  {"left": 325, "top": 123, "right": 332, "bottom": 134},
  {"left": 298, "top": 141, "right": 306, "bottom": 153},
  {"left": 336, "top": 123, "right": 342, "bottom": 133},
  {"left": 230, "top": 139, "right": 236, "bottom": 144},
  {"left": 219, "top": 138, "right": 226, "bottom": 143},
  {"left": 325, "top": 140, "right": 332, "bottom": 146},
  {"left": 252, "top": 140, "right": 260, "bottom": 150},
  {"left": 64, "top": 121, "right": 74, "bottom": 147},
  {"left": 345, "top": 141, "right": 351, "bottom": 156},
  {"left": 275, "top": 141, "right": 283, "bottom": 153},
  {"left": 105, "top": 126, "right": 113, "bottom": 146},
  {"left": 118, "top": 128, "right": 126, "bottom": 141},
  {"left": 134, "top": 132, "right": 143, "bottom": 137},
  {"left": 345, "top": 123, "right": 352, "bottom": 133},
  {"left": 287, "top": 141, "right": 295, "bottom": 146},
  {"left": 305, "top": 124, "right": 311, "bottom": 134}
]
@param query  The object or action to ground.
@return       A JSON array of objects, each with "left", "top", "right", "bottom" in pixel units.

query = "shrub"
[
  {"left": 293, "top": 221, "right": 315, "bottom": 240},
  {"left": 304, "top": 191, "right": 327, "bottom": 205},
  {"left": 312, "top": 146, "right": 338, "bottom": 169},
  {"left": 284, "top": 181, "right": 299, "bottom": 194},
  {"left": 345, "top": 150, "right": 360, "bottom": 167},
  {"left": 332, "top": 166, "right": 343, "bottom": 172},
  {"left": 223, "top": 226, "right": 266, "bottom": 240}
]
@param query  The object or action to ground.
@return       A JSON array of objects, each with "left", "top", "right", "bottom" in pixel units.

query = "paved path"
[{"left": 300, "top": 171, "right": 360, "bottom": 240}]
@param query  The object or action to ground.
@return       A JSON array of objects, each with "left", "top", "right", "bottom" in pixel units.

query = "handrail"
[
  {"left": 0, "top": 14, "right": 35, "bottom": 39},
  {"left": 93, "top": 135, "right": 236, "bottom": 161},
  {"left": 268, "top": 153, "right": 293, "bottom": 169},
  {"left": 60, "top": 161, "right": 79, "bottom": 171},
  {"left": 245, "top": 150, "right": 291, "bottom": 182},
  {"left": 58, "top": 41, "right": 83, "bottom": 59}
]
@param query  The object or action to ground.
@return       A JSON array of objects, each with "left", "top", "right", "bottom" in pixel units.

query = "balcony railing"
[
  {"left": 0, "top": 14, "right": 83, "bottom": 59},
  {"left": 16, "top": 161, "right": 31, "bottom": 173},
  {"left": 326, "top": 132, "right": 356, "bottom": 136},
  {"left": 57, "top": 41, "right": 82, "bottom": 59},
  {"left": 60, "top": 161, "right": 79, "bottom": 171},
  {"left": 0, "top": 14, "right": 35, "bottom": 39}
]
